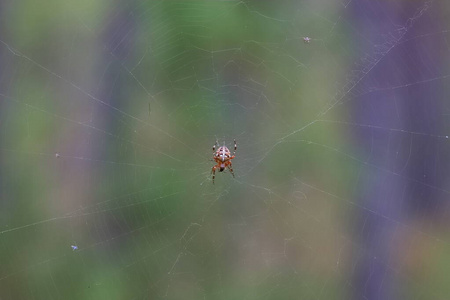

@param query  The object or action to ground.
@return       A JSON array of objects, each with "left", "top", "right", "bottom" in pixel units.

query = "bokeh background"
[{"left": 1, "top": 1, "right": 450, "bottom": 299}]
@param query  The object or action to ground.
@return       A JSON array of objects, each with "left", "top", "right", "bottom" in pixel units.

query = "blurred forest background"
[{"left": 1, "top": 1, "right": 450, "bottom": 299}]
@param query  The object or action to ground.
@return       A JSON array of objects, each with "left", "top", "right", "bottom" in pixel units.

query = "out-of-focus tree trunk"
[
  {"left": 350, "top": 1, "right": 447, "bottom": 299},
  {"left": 56, "top": 9, "right": 133, "bottom": 204},
  {"left": 56, "top": 2, "right": 137, "bottom": 239}
]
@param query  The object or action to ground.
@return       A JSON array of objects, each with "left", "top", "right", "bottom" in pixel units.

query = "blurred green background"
[{"left": 1, "top": 1, "right": 450, "bottom": 299}]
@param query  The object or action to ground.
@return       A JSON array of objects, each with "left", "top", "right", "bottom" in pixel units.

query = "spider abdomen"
[{"left": 211, "top": 140, "right": 236, "bottom": 183}]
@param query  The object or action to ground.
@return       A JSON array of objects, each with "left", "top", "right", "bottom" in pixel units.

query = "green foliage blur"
[{"left": 1, "top": 1, "right": 450, "bottom": 299}]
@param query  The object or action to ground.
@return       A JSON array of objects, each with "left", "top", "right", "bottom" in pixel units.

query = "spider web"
[{"left": 1, "top": 1, "right": 450, "bottom": 299}]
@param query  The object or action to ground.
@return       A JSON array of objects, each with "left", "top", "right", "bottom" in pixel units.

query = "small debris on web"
[
  {"left": 71, "top": 245, "right": 78, "bottom": 251},
  {"left": 55, "top": 153, "right": 60, "bottom": 158},
  {"left": 303, "top": 37, "right": 311, "bottom": 43}
]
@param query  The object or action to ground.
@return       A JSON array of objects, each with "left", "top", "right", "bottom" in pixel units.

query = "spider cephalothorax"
[{"left": 211, "top": 140, "right": 236, "bottom": 184}]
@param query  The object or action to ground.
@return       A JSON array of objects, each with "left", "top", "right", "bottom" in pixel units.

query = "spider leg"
[
  {"left": 227, "top": 162, "right": 235, "bottom": 178},
  {"left": 211, "top": 166, "right": 217, "bottom": 184},
  {"left": 233, "top": 139, "right": 237, "bottom": 156}
]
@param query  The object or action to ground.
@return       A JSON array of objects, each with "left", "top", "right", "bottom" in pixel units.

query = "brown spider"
[{"left": 211, "top": 140, "right": 236, "bottom": 184}]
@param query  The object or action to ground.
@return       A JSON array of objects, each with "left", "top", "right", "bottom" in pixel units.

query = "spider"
[{"left": 211, "top": 140, "right": 236, "bottom": 184}]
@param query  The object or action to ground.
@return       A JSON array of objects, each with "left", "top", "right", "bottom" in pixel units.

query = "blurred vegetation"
[{"left": 1, "top": 1, "right": 450, "bottom": 300}]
